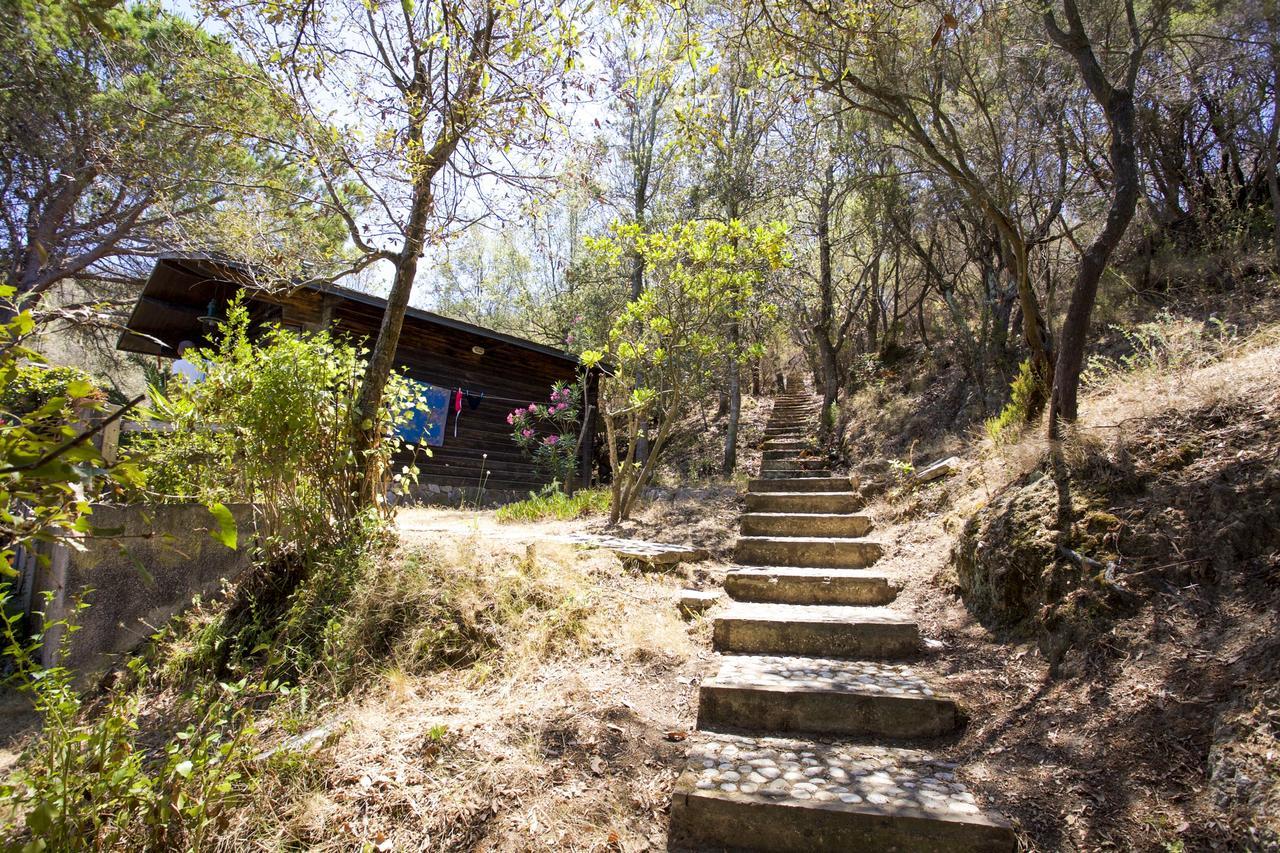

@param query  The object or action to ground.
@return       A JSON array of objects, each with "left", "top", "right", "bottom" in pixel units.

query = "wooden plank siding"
[
  {"left": 117, "top": 257, "right": 588, "bottom": 499},
  {"left": 323, "top": 299, "right": 579, "bottom": 494}
]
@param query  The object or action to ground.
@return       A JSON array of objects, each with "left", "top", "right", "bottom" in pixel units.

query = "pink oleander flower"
[
  {"left": 527, "top": 404, "right": 538, "bottom": 415},
  {"left": 522, "top": 428, "right": 535, "bottom": 438},
  {"left": 506, "top": 413, "right": 515, "bottom": 425},
  {"left": 543, "top": 434, "right": 559, "bottom": 445}
]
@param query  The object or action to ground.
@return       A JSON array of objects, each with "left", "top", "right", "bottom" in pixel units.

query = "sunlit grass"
[{"left": 494, "top": 488, "right": 611, "bottom": 523}]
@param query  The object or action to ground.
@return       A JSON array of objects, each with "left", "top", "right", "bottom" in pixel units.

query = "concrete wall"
[{"left": 31, "top": 503, "right": 255, "bottom": 678}]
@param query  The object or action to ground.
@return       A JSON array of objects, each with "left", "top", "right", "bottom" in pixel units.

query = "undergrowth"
[
  {"left": 333, "top": 537, "right": 598, "bottom": 679},
  {"left": 495, "top": 487, "right": 611, "bottom": 523}
]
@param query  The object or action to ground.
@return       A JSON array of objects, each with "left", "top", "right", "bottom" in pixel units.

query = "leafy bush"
[
  {"left": 508, "top": 381, "right": 582, "bottom": 490},
  {"left": 495, "top": 487, "right": 611, "bottom": 523},
  {"left": 1080, "top": 311, "right": 1240, "bottom": 388},
  {"left": 132, "top": 298, "right": 424, "bottom": 553},
  {"left": 0, "top": 595, "right": 259, "bottom": 851},
  {"left": 0, "top": 287, "right": 144, "bottom": 567},
  {"left": 0, "top": 363, "right": 99, "bottom": 418}
]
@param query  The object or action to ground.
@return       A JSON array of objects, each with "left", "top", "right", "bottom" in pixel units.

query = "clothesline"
[{"left": 416, "top": 381, "right": 546, "bottom": 407}]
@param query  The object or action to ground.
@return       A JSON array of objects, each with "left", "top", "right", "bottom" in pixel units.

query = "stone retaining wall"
[{"left": 30, "top": 503, "right": 255, "bottom": 680}]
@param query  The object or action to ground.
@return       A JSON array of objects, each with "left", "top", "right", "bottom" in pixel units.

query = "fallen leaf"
[{"left": 664, "top": 730, "right": 688, "bottom": 742}]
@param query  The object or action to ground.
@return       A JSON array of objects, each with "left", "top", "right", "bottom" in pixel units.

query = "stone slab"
[
  {"left": 724, "top": 567, "right": 895, "bottom": 606},
  {"left": 680, "top": 588, "right": 722, "bottom": 616},
  {"left": 559, "top": 532, "right": 709, "bottom": 568},
  {"left": 669, "top": 734, "right": 1015, "bottom": 852},
  {"left": 699, "top": 655, "right": 958, "bottom": 738},
  {"left": 713, "top": 603, "right": 920, "bottom": 658},
  {"left": 913, "top": 456, "right": 961, "bottom": 484}
]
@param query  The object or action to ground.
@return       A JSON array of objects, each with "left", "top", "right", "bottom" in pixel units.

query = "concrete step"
[
  {"left": 740, "top": 513, "right": 872, "bottom": 538},
  {"left": 763, "top": 445, "right": 822, "bottom": 456},
  {"left": 713, "top": 603, "right": 920, "bottom": 658},
  {"left": 760, "top": 459, "right": 830, "bottom": 472},
  {"left": 735, "top": 536, "right": 883, "bottom": 569},
  {"left": 747, "top": 477, "right": 853, "bottom": 494},
  {"left": 698, "top": 655, "right": 959, "bottom": 738},
  {"left": 762, "top": 438, "right": 811, "bottom": 448},
  {"left": 669, "top": 734, "right": 1015, "bottom": 852},
  {"left": 760, "top": 469, "right": 833, "bottom": 480},
  {"left": 725, "top": 567, "right": 895, "bottom": 606},
  {"left": 744, "top": 492, "right": 862, "bottom": 514}
]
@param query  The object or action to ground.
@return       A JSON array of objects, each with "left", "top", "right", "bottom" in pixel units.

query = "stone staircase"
[{"left": 668, "top": 388, "right": 1016, "bottom": 852}]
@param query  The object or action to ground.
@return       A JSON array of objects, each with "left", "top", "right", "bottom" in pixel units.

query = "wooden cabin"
[{"left": 117, "top": 256, "right": 593, "bottom": 503}]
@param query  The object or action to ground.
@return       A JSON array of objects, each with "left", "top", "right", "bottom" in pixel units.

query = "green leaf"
[
  {"left": 65, "top": 379, "right": 93, "bottom": 398},
  {"left": 174, "top": 760, "right": 194, "bottom": 778},
  {"left": 207, "top": 503, "right": 238, "bottom": 549}
]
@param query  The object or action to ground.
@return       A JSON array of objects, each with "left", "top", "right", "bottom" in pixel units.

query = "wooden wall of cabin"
[{"left": 319, "top": 300, "right": 582, "bottom": 495}]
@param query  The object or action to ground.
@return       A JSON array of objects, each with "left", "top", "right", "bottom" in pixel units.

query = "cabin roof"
[{"left": 116, "top": 255, "right": 579, "bottom": 366}]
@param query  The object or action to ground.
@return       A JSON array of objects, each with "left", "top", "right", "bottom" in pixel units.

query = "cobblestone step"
[
  {"left": 745, "top": 491, "right": 862, "bottom": 514},
  {"left": 740, "top": 512, "right": 872, "bottom": 538},
  {"left": 669, "top": 734, "right": 1015, "bottom": 852},
  {"left": 698, "top": 655, "right": 958, "bottom": 738},
  {"left": 724, "top": 567, "right": 894, "bottom": 606},
  {"left": 735, "top": 535, "right": 884, "bottom": 569},
  {"left": 713, "top": 603, "right": 920, "bottom": 658}
]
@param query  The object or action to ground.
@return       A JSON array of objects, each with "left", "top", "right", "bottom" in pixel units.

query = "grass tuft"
[{"left": 494, "top": 487, "right": 611, "bottom": 523}]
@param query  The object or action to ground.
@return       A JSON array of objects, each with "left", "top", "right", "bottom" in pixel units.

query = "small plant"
[
  {"left": 495, "top": 487, "right": 611, "bottom": 523},
  {"left": 984, "top": 359, "right": 1039, "bottom": 444},
  {"left": 888, "top": 458, "right": 915, "bottom": 479},
  {"left": 508, "top": 381, "right": 582, "bottom": 492}
]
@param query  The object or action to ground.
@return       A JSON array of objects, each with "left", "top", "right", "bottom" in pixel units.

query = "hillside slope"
[{"left": 852, "top": 327, "right": 1280, "bottom": 850}]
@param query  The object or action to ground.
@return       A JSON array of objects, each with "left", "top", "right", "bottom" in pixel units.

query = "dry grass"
[
  {"left": 856, "top": 317, "right": 1280, "bottom": 851},
  {"left": 219, "top": 526, "right": 706, "bottom": 852}
]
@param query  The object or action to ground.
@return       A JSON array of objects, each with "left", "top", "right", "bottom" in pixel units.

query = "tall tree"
[
  {"left": 214, "top": 0, "right": 581, "bottom": 504},
  {"left": 761, "top": 0, "right": 1064, "bottom": 416},
  {"left": 0, "top": 1, "right": 339, "bottom": 315},
  {"left": 1044, "top": 0, "right": 1149, "bottom": 430}
]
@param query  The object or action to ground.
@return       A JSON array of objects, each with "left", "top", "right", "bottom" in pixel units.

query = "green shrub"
[
  {"left": 495, "top": 487, "right": 611, "bottom": 523},
  {"left": 984, "top": 359, "right": 1039, "bottom": 444},
  {"left": 0, "top": 363, "right": 99, "bottom": 418},
  {"left": 0, "top": 595, "right": 259, "bottom": 851},
  {"left": 130, "top": 297, "right": 423, "bottom": 552}
]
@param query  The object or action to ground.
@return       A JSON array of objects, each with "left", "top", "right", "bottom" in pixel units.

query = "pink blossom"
[
  {"left": 522, "top": 428, "right": 534, "bottom": 438},
  {"left": 543, "top": 434, "right": 559, "bottom": 445},
  {"left": 506, "top": 413, "right": 515, "bottom": 425}
]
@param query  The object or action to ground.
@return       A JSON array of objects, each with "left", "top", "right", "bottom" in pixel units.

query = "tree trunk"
[
  {"left": 1045, "top": 0, "right": 1142, "bottom": 433},
  {"left": 722, "top": 323, "right": 742, "bottom": 477},
  {"left": 352, "top": 186, "right": 433, "bottom": 506}
]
